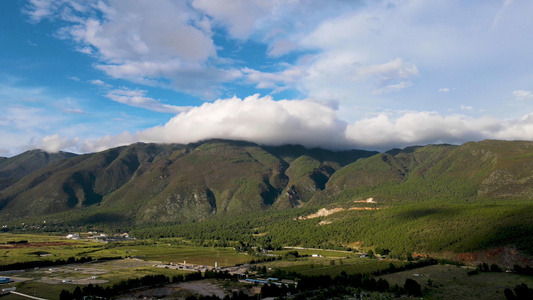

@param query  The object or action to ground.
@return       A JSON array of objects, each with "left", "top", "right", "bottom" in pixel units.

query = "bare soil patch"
[{"left": 178, "top": 281, "right": 227, "bottom": 298}]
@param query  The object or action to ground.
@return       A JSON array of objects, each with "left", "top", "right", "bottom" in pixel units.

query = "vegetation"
[
  {"left": 2, "top": 139, "right": 533, "bottom": 298},
  {"left": 0, "top": 140, "right": 375, "bottom": 224}
]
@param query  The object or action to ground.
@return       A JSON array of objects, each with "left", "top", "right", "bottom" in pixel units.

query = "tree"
[
  {"left": 404, "top": 278, "right": 421, "bottom": 296},
  {"left": 367, "top": 250, "right": 375, "bottom": 259},
  {"left": 514, "top": 283, "right": 532, "bottom": 300},
  {"left": 490, "top": 263, "right": 502, "bottom": 272},
  {"left": 283, "top": 251, "right": 299, "bottom": 261},
  {"left": 72, "top": 286, "right": 83, "bottom": 300},
  {"left": 504, "top": 288, "right": 516, "bottom": 300},
  {"left": 59, "top": 290, "right": 71, "bottom": 300},
  {"left": 478, "top": 263, "right": 490, "bottom": 272},
  {"left": 376, "top": 278, "right": 390, "bottom": 292}
]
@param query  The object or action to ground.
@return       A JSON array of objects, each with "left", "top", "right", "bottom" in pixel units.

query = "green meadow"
[
  {"left": 0, "top": 234, "right": 251, "bottom": 267},
  {"left": 0, "top": 233, "right": 255, "bottom": 299},
  {"left": 259, "top": 256, "right": 408, "bottom": 277},
  {"left": 379, "top": 264, "right": 533, "bottom": 300}
]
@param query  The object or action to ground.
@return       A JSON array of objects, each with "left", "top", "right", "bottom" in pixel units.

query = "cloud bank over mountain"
[{"left": 31, "top": 95, "right": 533, "bottom": 154}]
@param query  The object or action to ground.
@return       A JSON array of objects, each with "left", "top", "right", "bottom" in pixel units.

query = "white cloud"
[
  {"left": 62, "top": 108, "right": 85, "bottom": 114},
  {"left": 242, "top": 65, "right": 304, "bottom": 92},
  {"left": 192, "top": 0, "right": 276, "bottom": 40},
  {"left": 345, "top": 111, "right": 502, "bottom": 150},
  {"left": 33, "top": 95, "right": 533, "bottom": 154},
  {"left": 267, "top": 39, "right": 299, "bottom": 57},
  {"left": 106, "top": 88, "right": 191, "bottom": 114},
  {"left": 0, "top": 105, "right": 75, "bottom": 156},
  {"left": 244, "top": 55, "right": 419, "bottom": 101},
  {"left": 373, "top": 81, "right": 413, "bottom": 95},
  {"left": 97, "top": 61, "right": 241, "bottom": 99},
  {"left": 38, "top": 134, "right": 79, "bottom": 153},
  {"left": 25, "top": 0, "right": 240, "bottom": 98},
  {"left": 17, "top": 1, "right": 533, "bottom": 156},
  {"left": 513, "top": 90, "right": 533, "bottom": 100},
  {"left": 357, "top": 58, "right": 419, "bottom": 82},
  {"left": 245, "top": 1, "right": 533, "bottom": 109},
  {"left": 24, "top": 0, "right": 58, "bottom": 22},
  {"left": 89, "top": 79, "right": 112, "bottom": 88},
  {"left": 45, "top": 95, "right": 347, "bottom": 154},
  {"left": 61, "top": 2, "right": 215, "bottom": 63},
  {"left": 136, "top": 94, "right": 348, "bottom": 149},
  {"left": 25, "top": 0, "right": 533, "bottom": 107},
  {"left": 0, "top": 148, "right": 9, "bottom": 157},
  {"left": 78, "top": 132, "right": 137, "bottom": 153}
]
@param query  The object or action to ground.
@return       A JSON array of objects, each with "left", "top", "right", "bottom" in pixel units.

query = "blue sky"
[{"left": 1, "top": 0, "right": 533, "bottom": 156}]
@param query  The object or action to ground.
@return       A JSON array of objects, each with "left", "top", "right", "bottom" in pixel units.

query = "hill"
[
  {"left": 323, "top": 140, "right": 533, "bottom": 203},
  {"left": 0, "top": 140, "right": 376, "bottom": 225},
  {"left": 0, "top": 150, "right": 77, "bottom": 190}
]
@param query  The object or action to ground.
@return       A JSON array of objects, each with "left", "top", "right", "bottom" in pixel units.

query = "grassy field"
[
  {"left": 111, "top": 244, "right": 252, "bottom": 266},
  {"left": 259, "top": 256, "right": 407, "bottom": 277},
  {"left": 0, "top": 233, "right": 252, "bottom": 267},
  {"left": 379, "top": 264, "right": 533, "bottom": 300},
  {"left": 272, "top": 248, "right": 354, "bottom": 258},
  {"left": 0, "top": 234, "right": 255, "bottom": 300},
  {"left": 0, "top": 259, "right": 194, "bottom": 300},
  {"left": 0, "top": 233, "right": 103, "bottom": 264},
  {"left": 2, "top": 281, "right": 70, "bottom": 300}
]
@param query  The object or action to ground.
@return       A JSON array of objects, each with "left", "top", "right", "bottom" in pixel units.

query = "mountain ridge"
[
  {"left": 0, "top": 149, "right": 78, "bottom": 190},
  {"left": 1, "top": 139, "right": 533, "bottom": 229},
  {"left": 0, "top": 139, "right": 378, "bottom": 224}
]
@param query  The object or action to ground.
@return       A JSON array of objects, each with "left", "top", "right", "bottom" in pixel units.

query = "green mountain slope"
[
  {"left": 0, "top": 140, "right": 376, "bottom": 225},
  {"left": 0, "top": 150, "right": 77, "bottom": 190},
  {"left": 321, "top": 140, "right": 533, "bottom": 204}
]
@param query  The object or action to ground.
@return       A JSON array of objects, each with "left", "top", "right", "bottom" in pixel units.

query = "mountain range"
[{"left": 1, "top": 139, "right": 533, "bottom": 230}]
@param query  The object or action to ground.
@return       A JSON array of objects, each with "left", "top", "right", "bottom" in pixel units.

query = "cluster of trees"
[
  {"left": 294, "top": 272, "right": 422, "bottom": 298},
  {"left": 184, "top": 291, "right": 257, "bottom": 300},
  {"left": 504, "top": 283, "right": 533, "bottom": 300},
  {"left": 0, "top": 256, "right": 121, "bottom": 272},
  {"left": 371, "top": 258, "right": 438, "bottom": 276},
  {"left": 60, "top": 274, "right": 170, "bottom": 300},
  {"left": 477, "top": 262, "right": 503, "bottom": 273},
  {"left": 474, "top": 263, "right": 533, "bottom": 276},
  {"left": 9, "top": 187, "right": 533, "bottom": 260},
  {"left": 260, "top": 283, "right": 297, "bottom": 298},
  {"left": 127, "top": 196, "right": 533, "bottom": 259},
  {"left": 514, "top": 265, "right": 533, "bottom": 276},
  {"left": 56, "top": 258, "right": 435, "bottom": 299},
  {"left": 59, "top": 270, "right": 243, "bottom": 300},
  {"left": 260, "top": 259, "right": 436, "bottom": 298}
]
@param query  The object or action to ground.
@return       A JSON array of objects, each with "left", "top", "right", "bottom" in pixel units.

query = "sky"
[{"left": 1, "top": 0, "right": 533, "bottom": 157}]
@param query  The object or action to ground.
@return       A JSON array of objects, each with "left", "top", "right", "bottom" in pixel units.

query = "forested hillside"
[
  {"left": 0, "top": 149, "right": 77, "bottom": 190},
  {"left": 319, "top": 140, "right": 533, "bottom": 205},
  {"left": 0, "top": 140, "right": 376, "bottom": 224}
]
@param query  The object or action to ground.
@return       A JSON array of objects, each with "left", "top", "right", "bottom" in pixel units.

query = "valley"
[{"left": 0, "top": 233, "right": 531, "bottom": 299}]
